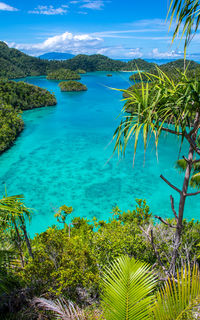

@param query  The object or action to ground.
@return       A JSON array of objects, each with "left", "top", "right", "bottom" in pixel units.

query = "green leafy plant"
[{"left": 101, "top": 256, "right": 157, "bottom": 320}]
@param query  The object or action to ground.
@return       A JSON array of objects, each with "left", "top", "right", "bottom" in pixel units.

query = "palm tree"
[
  {"left": 0, "top": 194, "right": 34, "bottom": 262},
  {"left": 101, "top": 256, "right": 157, "bottom": 320},
  {"left": 113, "top": 70, "right": 200, "bottom": 276},
  {"left": 101, "top": 256, "right": 200, "bottom": 320}
]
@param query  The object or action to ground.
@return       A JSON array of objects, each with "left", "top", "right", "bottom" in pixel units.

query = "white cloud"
[
  {"left": 127, "top": 48, "right": 143, "bottom": 58},
  {"left": 81, "top": 0, "right": 104, "bottom": 10},
  {"left": 9, "top": 31, "right": 103, "bottom": 56},
  {"left": 0, "top": 2, "right": 18, "bottom": 11},
  {"left": 150, "top": 48, "right": 181, "bottom": 59},
  {"left": 29, "top": 5, "right": 68, "bottom": 15}
]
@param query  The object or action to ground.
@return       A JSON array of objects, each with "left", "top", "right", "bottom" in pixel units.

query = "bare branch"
[
  {"left": 139, "top": 226, "right": 170, "bottom": 276},
  {"left": 161, "top": 127, "right": 182, "bottom": 136},
  {"left": 160, "top": 175, "right": 182, "bottom": 194},
  {"left": 192, "top": 159, "right": 200, "bottom": 164},
  {"left": 170, "top": 195, "right": 178, "bottom": 221},
  {"left": 185, "top": 191, "right": 200, "bottom": 197},
  {"left": 155, "top": 215, "right": 176, "bottom": 228},
  {"left": 150, "top": 230, "right": 171, "bottom": 276},
  {"left": 185, "top": 133, "right": 200, "bottom": 156}
]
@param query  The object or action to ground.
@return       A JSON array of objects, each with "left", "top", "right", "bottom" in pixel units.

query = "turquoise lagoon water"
[{"left": 0, "top": 71, "right": 199, "bottom": 236}]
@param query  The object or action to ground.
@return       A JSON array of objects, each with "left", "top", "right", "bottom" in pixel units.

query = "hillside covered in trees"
[
  {"left": 0, "top": 81, "right": 57, "bottom": 153},
  {"left": 0, "top": 80, "right": 57, "bottom": 110},
  {"left": 129, "top": 59, "right": 200, "bottom": 81},
  {"left": 47, "top": 69, "right": 81, "bottom": 80},
  {"left": 2, "top": 41, "right": 200, "bottom": 79}
]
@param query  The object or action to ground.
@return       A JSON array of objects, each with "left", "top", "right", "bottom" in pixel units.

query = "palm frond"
[
  {"left": 101, "top": 256, "right": 157, "bottom": 320},
  {"left": 33, "top": 297, "right": 84, "bottom": 320},
  {"left": 152, "top": 264, "right": 200, "bottom": 320}
]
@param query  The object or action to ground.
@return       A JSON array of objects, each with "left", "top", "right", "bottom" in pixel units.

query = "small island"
[
  {"left": 59, "top": 81, "right": 87, "bottom": 92},
  {"left": 107, "top": 74, "right": 112, "bottom": 77},
  {"left": 47, "top": 68, "right": 81, "bottom": 80},
  {"left": 75, "top": 69, "right": 86, "bottom": 74}
]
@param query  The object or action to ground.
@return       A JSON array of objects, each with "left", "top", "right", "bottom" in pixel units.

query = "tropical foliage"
[
  {"left": 47, "top": 69, "right": 81, "bottom": 81},
  {"left": 59, "top": 81, "right": 87, "bottom": 92},
  {"left": 0, "top": 103, "right": 23, "bottom": 153},
  {"left": 169, "top": 0, "right": 200, "bottom": 56},
  {"left": 0, "top": 80, "right": 57, "bottom": 110},
  {"left": 102, "top": 256, "right": 157, "bottom": 320},
  {"left": 0, "top": 80, "right": 57, "bottom": 153}
]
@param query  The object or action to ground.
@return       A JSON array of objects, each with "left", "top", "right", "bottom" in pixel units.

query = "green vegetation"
[
  {"left": 129, "top": 59, "right": 200, "bottom": 82},
  {"left": 0, "top": 41, "right": 48, "bottom": 79},
  {"left": 0, "top": 196, "right": 200, "bottom": 318},
  {"left": 59, "top": 81, "right": 87, "bottom": 92},
  {"left": 47, "top": 68, "right": 81, "bottom": 80},
  {"left": 75, "top": 69, "right": 86, "bottom": 74},
  {"left": 0, "top": 80, "right": 57, "bottom": 153},
  {"left": 0, "top": 80, "right": 57, "bottom": 110},
  {"left": 1, "top": 40, "right": 200, "bottom": 81},
  {"left": 0, "top": 104, "right": 23, "bottom": 153},
  {"left": 114, "top": 69, "right": 200, "bottom": 276}
]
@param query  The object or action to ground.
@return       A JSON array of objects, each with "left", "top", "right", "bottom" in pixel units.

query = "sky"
[{"left": 0, "top": 0, "right": 200, "bottom": 59}]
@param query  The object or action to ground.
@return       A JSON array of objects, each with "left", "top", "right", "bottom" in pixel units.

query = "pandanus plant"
[
  {"left": 0, "top": 194, "right": 34, "bottom": 266},
  {"left": 113, "top": 68, "right": 200, "bottom": 276}
]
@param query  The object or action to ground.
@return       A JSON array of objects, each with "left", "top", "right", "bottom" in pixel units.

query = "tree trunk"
[
  {"left": 13, "top": 222, "right": 25, "bottom": 268},
  {"left": 170, "top": 112, "right": 199, "bottom": 275},
  {"left": 20, "top": 217, "right": 34, "bottom": 259}
]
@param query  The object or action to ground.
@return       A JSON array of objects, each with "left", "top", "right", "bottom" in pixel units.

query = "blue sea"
[{"left": 0, "top": 71, "right": 199, "bottom": 236}]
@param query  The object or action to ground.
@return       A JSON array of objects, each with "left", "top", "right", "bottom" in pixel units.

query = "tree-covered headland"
[{"left": 0, "top": 80, "right": 57, "bottom": 153}]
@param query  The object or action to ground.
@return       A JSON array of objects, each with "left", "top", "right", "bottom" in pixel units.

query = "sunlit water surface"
[{"left": 0, "top": 72, "right": 199, "bottom": 236}]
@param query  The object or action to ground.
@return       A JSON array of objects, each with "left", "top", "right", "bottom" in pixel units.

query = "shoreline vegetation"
[{"left": 0, "top": 80, "right": 57, "bottom": 154}]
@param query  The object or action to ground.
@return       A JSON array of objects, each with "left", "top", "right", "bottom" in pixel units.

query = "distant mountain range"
[{"left": 38, "top": 52, "right": 75, "bottom": 60}]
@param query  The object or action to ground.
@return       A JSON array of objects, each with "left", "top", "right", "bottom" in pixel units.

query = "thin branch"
[
  {"left": 161, "top": 127, "right": 182, "bottom": 136},
  {"left": 155, "top": 215, "right": 176, "bottom": 228},
  {"left": 160, "top": 175, "right": 182, "bottom": 194},
  {"left": 183, "top": 156, "right": 190, "bottom": 163},
  {"left": 150, "top": 229, "right": 171, "bottom": 276},
  {"left": 139, "top": 226, "right": 170, "bottom": 276},
  {"left": 192, "top": 159, "right": 200, "bottom": 164},
  {"left": 170, "top": 195, "right": 178, "bottom": 221},
  {"left": 188, "top": 123, "right": 200, "bottom": 137},
  {"left": 185, "top": 132, "right": 200, "bottom": 156},
  {"left": 185, "top": 191, "right": 200, "bottom": 197}
]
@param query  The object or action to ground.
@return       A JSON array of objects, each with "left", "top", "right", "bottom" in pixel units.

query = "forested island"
[
  {"left": 0, "top": 81, "right": 56, "bottom": 153},
  {"left": 47, "top": 68, "right": 81, "bottom": 80},
  {"left": 59, "top": 80, "right": 87, "bottom": 91}
]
